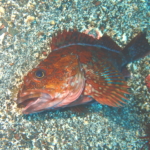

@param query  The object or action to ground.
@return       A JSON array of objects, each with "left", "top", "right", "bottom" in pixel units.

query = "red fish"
[
  {"left": 17, "top": 30, "right": 150, "bottom": 114},
  {"left": 145, "top": 74, "right": 150, "bottom": 92}
]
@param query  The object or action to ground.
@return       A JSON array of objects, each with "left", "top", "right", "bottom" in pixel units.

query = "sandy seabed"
[{"left": 0, "top": 0, "right": 150, "bottom": 149}]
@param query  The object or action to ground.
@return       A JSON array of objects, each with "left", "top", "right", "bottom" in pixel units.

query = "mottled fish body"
[{"left": 17, "top": 30, "right": 150, "bottom": 114}]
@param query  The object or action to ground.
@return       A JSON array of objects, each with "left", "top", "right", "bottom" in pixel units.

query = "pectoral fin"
[{"left": 84, "top": 60, "right": 129, "bottom": 107}]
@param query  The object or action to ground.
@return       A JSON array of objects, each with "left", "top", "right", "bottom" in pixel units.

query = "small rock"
[
  {"left": 93, "top": 1, "right": 101, "bottom": 6},
  {"left": 0, "top": 23, "right": 5, "bottom": 29},
  {"left": 50, "top": 20, "right": 55, "bottom": 25},
  {"left": 0, "top": 7, "right": 5, "bottom": 17},
  {"left": 14, "top": 134, "right": 21, "bottom": 140},
  {"left": 0, "top": 33, "right": 6, "bottom": 44},
  {"left": 25, "top": 16, "right": 35, "bottom": 24},
  {"left": 34, "top": 53, "right": 39, "bottom": 58}
]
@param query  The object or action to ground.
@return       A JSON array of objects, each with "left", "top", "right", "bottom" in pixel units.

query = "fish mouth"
[{"left": 17, "top": 92, "right": 52, "bottom": 114}]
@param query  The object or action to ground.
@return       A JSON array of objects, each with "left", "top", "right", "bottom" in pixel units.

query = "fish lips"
[{"left": 17, "top": 92, "right": 52, "bottom": 114}]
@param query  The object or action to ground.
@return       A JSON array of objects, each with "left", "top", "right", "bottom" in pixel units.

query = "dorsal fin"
[
  {"left": 50, "top": 30, "right": 122, "bottom": 53},
  {"left": 99, "top": 34, "right": 122, "bottom": 52},
  {"left": 50, "top": 29, "right": 97, "bottom": 50}
]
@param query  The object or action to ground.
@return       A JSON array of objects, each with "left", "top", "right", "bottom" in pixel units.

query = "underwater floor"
[{"left": 0, "top": 0, "right": 150, "bottom": 149}]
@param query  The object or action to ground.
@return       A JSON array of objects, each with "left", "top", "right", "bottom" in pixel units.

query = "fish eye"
[{"left": 35, "top": 70, "right": 45, "bottom": 78}]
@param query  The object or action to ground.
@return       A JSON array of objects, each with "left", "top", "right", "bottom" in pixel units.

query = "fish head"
[{"left": 17, "top": 52, "right": 85, "bottom": 114}]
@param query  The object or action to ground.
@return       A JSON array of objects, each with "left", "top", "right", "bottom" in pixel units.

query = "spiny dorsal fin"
[
  {"left": 50, "top": 30, "right": 122, "bottom": 52},
  {"left": 99, "top": 34, "right": 122, "bottom": 52},
  {"left": 51, "top": 29, "right": 97, "bottom": 50}
]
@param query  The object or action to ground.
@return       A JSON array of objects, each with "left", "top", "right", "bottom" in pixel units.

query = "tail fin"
[{"left": 123, "top": 32, "right": 150, "bottom": 64}]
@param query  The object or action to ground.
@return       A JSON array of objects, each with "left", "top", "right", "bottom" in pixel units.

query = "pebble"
[
  {"left": 25, "top": 16, "right": 35, "bottom": 24},
  {"left": 0, "top": 7, "right": 5, "bottom": 17},
  {"left": 0, "top": 33, "right": 5, "bottom": 44},
  {"left": 34, "top": 53, "right": 39, "bottom": 58},
  {"left": 50, "top": 20, "right": 56, "bottom": 25}
]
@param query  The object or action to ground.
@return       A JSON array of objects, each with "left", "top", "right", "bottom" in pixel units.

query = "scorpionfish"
[{"left": 17, "top": 30, "right": 150, "bottom": 114}]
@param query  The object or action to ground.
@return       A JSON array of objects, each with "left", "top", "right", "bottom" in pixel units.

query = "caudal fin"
[{"left": 123, "top": 32, "right": 150, "bottom": 64}]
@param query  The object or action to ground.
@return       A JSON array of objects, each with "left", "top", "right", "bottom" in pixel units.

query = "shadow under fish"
[{"left": 17, "top": 30, "right": 150, "bottom": 114}]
